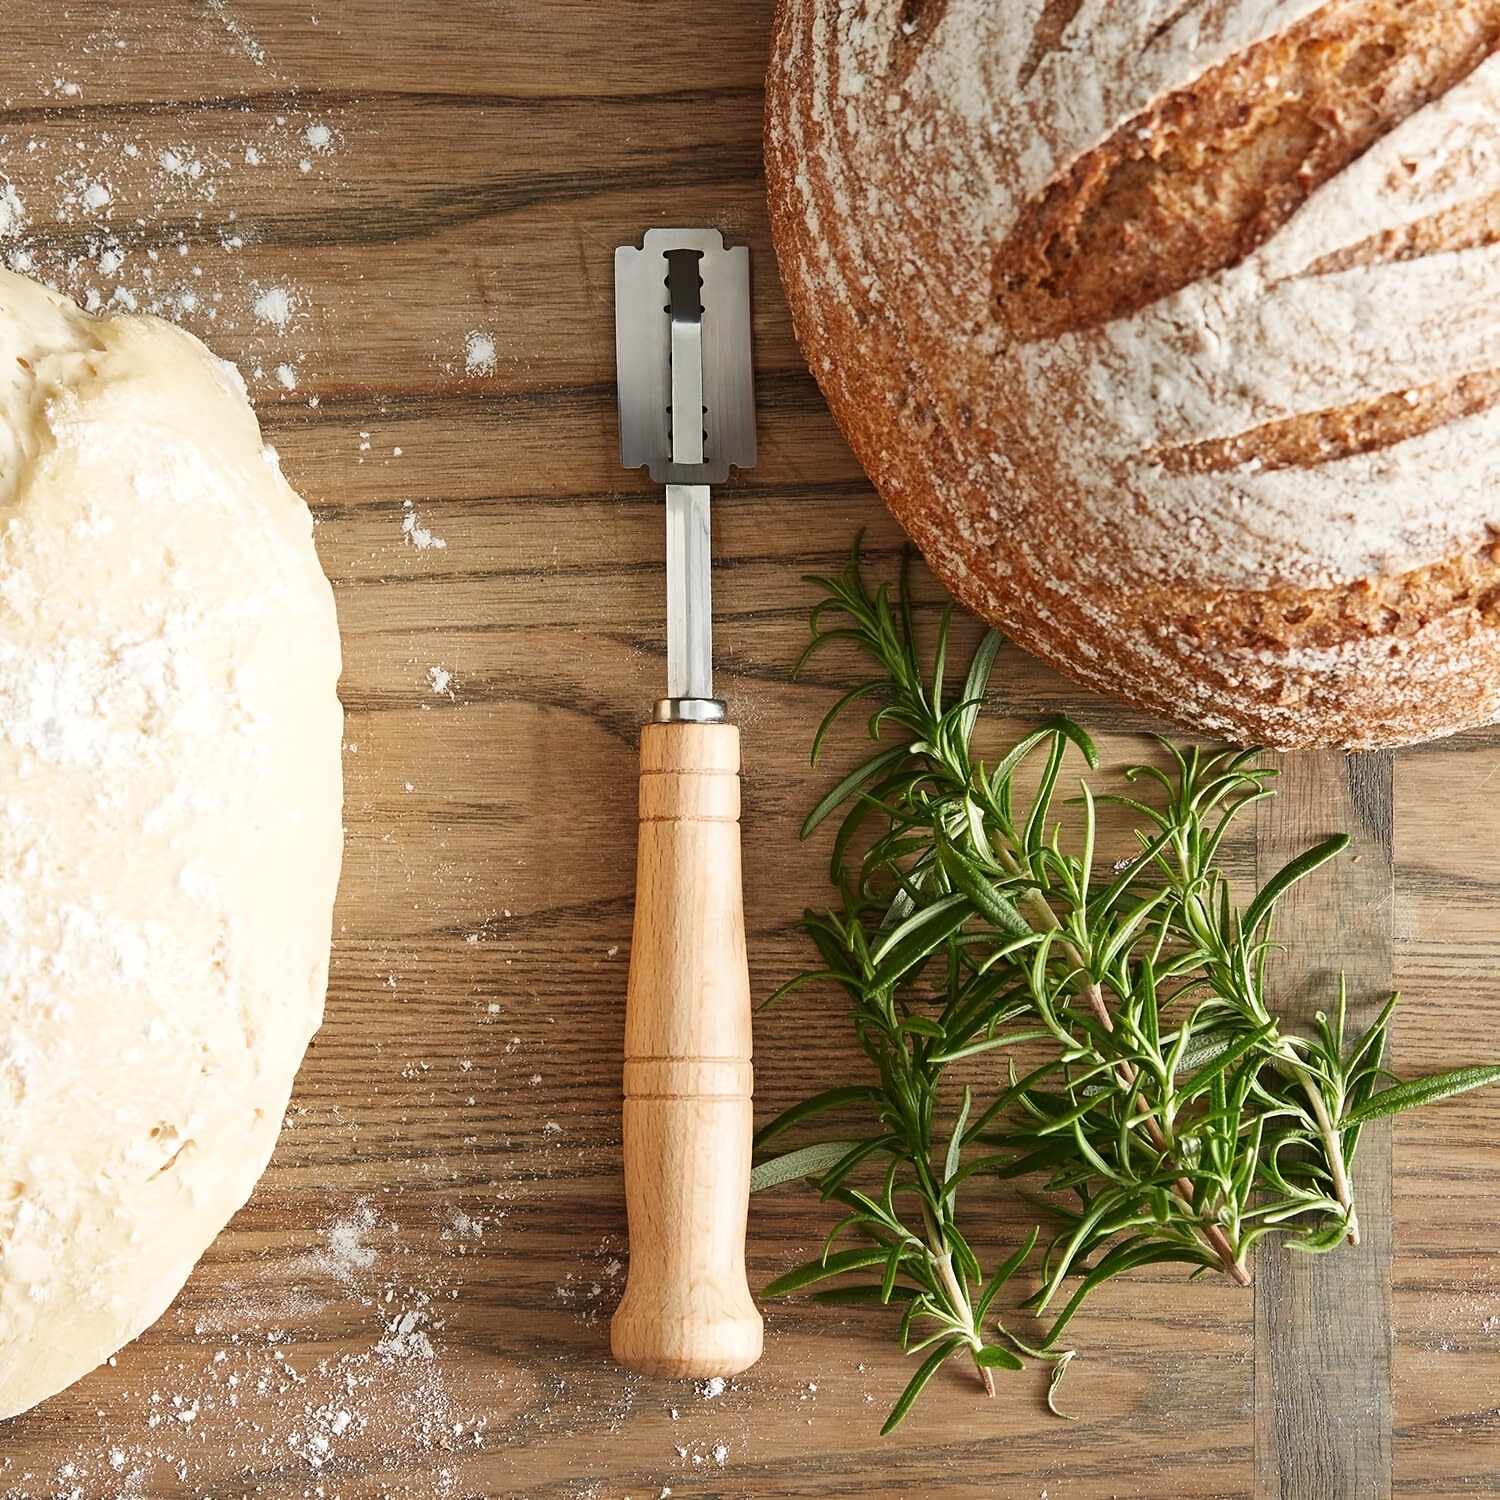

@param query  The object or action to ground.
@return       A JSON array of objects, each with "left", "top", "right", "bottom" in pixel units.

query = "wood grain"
[{"left": 0, "top": 4, "right": 1495, "bottom": 1497}]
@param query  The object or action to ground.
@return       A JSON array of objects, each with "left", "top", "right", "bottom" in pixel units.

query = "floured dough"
[{"left": 0, "top": 267, "right": 343, "bottom": 1418}]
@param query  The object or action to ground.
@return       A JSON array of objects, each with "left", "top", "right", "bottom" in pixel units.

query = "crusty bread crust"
[{"left": 766, "top": 0, "right": 1500, "bottom": 749}]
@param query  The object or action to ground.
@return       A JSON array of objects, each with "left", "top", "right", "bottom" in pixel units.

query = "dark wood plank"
[{"left": 1255, "top": 752, "right": 1395, "bottom": 1500}]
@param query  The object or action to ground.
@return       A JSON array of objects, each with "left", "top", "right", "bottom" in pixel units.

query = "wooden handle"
[{"left": 610, "top": 720, "right": 763, "bottom": 1379}]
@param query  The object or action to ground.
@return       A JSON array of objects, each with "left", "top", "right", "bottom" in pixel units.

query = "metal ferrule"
[{"left": 654, "top": 698, "right": 727, "bottom": 724}]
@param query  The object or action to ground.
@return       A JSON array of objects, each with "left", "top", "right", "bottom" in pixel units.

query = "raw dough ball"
[
  {"left": 0, "top": 267, "right": 343, "bottom": 1418},
  {"left": 766, "top": 0, "right": 1500, "bottom": 747}
]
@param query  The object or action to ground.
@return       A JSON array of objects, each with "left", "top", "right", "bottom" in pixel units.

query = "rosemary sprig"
[{"left": 753, "top": 540, "right": 1500, "bottom": 1433}]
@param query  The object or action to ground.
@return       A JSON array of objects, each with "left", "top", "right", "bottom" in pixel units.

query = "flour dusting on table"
[{"left": 464, "top": 330, "right": 497, "bottom": 376}]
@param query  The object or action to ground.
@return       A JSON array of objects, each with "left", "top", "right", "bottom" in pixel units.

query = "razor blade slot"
[{"left": 666, "top": 249, "right": 707, "bottom": 468}]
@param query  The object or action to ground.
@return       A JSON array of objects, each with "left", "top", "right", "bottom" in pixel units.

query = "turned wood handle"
[{"left": 610, "top": 720, "right": 763, "bottom": 1379}]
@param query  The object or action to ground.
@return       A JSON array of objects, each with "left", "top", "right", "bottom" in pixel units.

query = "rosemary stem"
[
  {"left": 1010, "top": 867, "right": 1251, "bottom": 1283},
  {"left": 1273, "top": 1036, "right": 1360, "bottom": 1245},
  {"left": 1292, "top": 1057, "right": 1361, "bottom": 1246},
  {"left": 921, "top": 1203, "right": 994, "bottom": 1396}
]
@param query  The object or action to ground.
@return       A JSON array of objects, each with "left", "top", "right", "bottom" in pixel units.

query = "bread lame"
[{"left": 609, "top": 229, "right": 762, "bottom": 1378}]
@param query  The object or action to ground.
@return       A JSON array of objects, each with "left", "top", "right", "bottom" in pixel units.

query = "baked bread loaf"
[{"left": 766, "top": 0, "right": 1500, "bottom": 748}]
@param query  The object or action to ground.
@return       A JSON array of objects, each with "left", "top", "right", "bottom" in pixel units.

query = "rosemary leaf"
[
  {"left": 1340, "top": 1065, "right": 1500, "bottom": 1128},
  {"left": 750, "top": 1140, "right": 870, "bottom": 1193}
]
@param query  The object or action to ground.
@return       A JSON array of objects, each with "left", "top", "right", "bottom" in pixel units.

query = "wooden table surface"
[{"left": 2, "top": 4, "right": 1497, "bottom": 1496}]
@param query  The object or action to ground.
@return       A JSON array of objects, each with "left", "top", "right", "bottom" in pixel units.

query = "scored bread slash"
[{"left": 608, "top": 229, "right": 763, "bottom": 1380}]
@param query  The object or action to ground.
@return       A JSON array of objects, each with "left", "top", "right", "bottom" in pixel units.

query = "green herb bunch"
[{"left": 752, "top": 542, "right": 1500, "bottom": 1433}]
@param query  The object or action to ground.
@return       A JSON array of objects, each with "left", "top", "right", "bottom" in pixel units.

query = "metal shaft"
[
  {"left": 660, "top": 247, "right": 718, "bottom": 716},
  {"left": 665, "top": 483, "right": 713, "bottom": 702}
]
